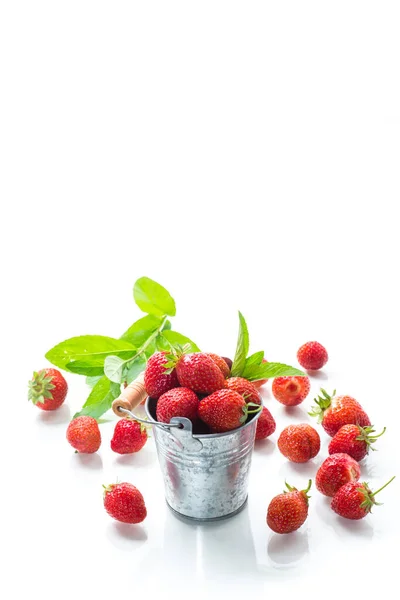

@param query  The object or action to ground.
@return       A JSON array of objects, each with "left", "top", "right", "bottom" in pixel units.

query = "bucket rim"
[{"left": 144, "top": 396, "right": 263, "bottom": 439}]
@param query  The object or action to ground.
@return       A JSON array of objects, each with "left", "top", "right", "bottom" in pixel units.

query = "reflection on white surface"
[{"left": 267, "top": 530, "right": 309, "bottom": 567}]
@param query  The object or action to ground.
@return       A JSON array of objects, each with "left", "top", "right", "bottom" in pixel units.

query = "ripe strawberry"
[
  {"left": 103, "top": 482, "right": 147, "bottom": 524},
  {"left": 329, "top": 424, "right": 386, "bottom": 462},
  {"left": 144, "top": 351, "right": 179, "bottom": 399},
  {"left": 278, "top": 424, "right": 320, "bottom": 463},
  {"left": 297, "top": 341, "right": 328, "bottom": 370},
  {"left": 198, "top": 389, "right": 261, "bottom": 433},
  {"left": 331, "top": 476, "right": 396, "bottom": 520},
  {"left": 66, "top": 416, "right": 101, "bottom": 453},
  {"left": 207, "top": 353, "right": 230, "bottom": 378},
  {"left": 316, "top": 453, "right": 361, "bottom": 497},
  {"left": 255, "top": 407, "right": 276, "bottom": 440},
  {"left": 309, "top": 389, "right": 371, "bottom": 437},
  {"left": 252, "top": 359, "right": 269, "bottom": 389},
  {"left": 272, "top": 376, "right": 310, "bottom": 406},
  {"left": 156, "top": 387, "right": 199, "bottom": 423},
  {"left": 174, "top": 352, "right": 226, "bottom": 395},
  {"left": 28, "top": 368, "right": 68, "bottom": 411},
  {"left": 226, "top": 377, "right": 261, "bottom": 405},
  {"left": 222, "top": 357, "right": 233, "bottom": 371},
  {"left": 267, "top": 480, "right": 312, "bottom": 534},
  {"left": 111, "top": 418, "right": 148, "bottom": 454}
]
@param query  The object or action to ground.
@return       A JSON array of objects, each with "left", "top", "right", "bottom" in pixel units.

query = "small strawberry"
[
  {"left": 207, "top": 353, "right": 231, "bottom": 378},
  {"left": 278, "top": 424, "right": 320, "bottom": 463},
  {"left": 167, "top": 351, "right": 226, "bottom": 395},
  {"left": 328, "top": 424, "right": 386, "bottom": 462},
  {"left": 111, "top": 418, "right": 148, "bottom": 454},
  {"left": 272, "top": 376, "right": 310, "bottom": 406},
  {"left": 198, "top": 389, "right": 261, "bottom": 433},
  {"left": 226, "top": 377, "right": 261, "bottom": 405},
  {"left": 103, "top": 482, "right": 147, "bottom": 524},
  {"left": 144, "top": 351, "right": 179, "bottom": 399},
  {"left": 156, "top": 387, "right": 199, "bottom": 423},
  {"left": 66, "top": 416, "right": 101, "bottom": 453},
  {"left": 222, "top": 357, "right": 233, "bottom": 371},
  {"left": 255, "top": 407, "right": 276, "bottom": 440},
  {"left": 309, "top": 389, "right": 371, "bottom": 437},
  {"left": 331, "top": 476, "right": 396, "bottom": 520},
  {"left": 252, "top": 359, "right": 269, "bottom": 389},
  {"left": 297, "top": 341, "right": 328, "bottom": 370},
  {"left": 28, "top": 368, "right": 68, "bottom": 411},
  {"left": 267, "top": 480, "right": 312, "bottom": 534},
  {"left": 316, "top": 453, "right": 361, "bottom": 497}
]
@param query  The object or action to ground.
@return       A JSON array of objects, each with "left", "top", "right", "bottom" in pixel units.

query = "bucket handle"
[{"left": 117, "top": 406, "right": 183, "bottom": 430}]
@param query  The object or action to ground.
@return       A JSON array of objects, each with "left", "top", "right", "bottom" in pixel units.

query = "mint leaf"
[
  {"left": 133, "top": 277, "right": 176, "bottom": 317},
  {"left": 104, "top": 355, "right": 125, "bottom": 383},
  {"left": 231, "top": 312, "right": 249, "bottom": 377},
  {"left": 161, "top": 330, "right": 200, "bottom": 352},
  {"left": 86, "top": 375, "right": 102, "bottom": 388},
  {"left": 242, "top": 351, "right": 264, "bottom": 376},
  {"left": 245, "top": 362, "right": 306, "bottom": 381},
  {"left": 73, "top": 376, "right": 121, "bottom": 419},
  {"left": 124, "top": 355, "right": 147, "bottom": 384},
  {"left": 121, "top": 314, "right": 164, "bottom": 347},
  {"left": 45, "top": 335, "right": 137, "bottom": 373}
]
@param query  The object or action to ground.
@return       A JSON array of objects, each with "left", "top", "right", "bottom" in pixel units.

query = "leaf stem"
[
  {"left": 371, "top": 476, "right": 396, "bottom": 498},
  {"left": 120, "top": 315, "right": 168, "bottom": 370}
]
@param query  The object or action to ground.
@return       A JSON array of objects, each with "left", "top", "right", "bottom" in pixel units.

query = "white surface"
[{"left": 1, "top": 2, "right": 400, "bottom": 599}]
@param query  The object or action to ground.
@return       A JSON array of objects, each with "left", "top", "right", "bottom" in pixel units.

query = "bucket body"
[{"left": 145, "top": 397, "right": 261, "bottom": 521}]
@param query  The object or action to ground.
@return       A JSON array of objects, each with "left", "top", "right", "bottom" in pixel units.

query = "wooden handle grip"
[{"left": 112, "top": 372, "right": 148, "bottom": 417}]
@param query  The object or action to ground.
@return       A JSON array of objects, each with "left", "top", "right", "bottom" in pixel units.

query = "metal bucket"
[{"left": 141, "top": 397, "right": 262, "bottom": 521}]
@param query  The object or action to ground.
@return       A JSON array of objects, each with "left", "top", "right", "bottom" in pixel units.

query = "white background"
[{"left": 1, "top": 1, "right": 399, "bottom": 598}]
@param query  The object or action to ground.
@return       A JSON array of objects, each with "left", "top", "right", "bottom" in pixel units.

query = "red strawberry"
[
  {"left": 297, "top": 341, "right": 328, "bottom": 370},
  {"left": 278, "top": 424, "right": 320, "bottom": 463},
  {"left": 252, "top": 359, "right": 269, "bottom": 389},
  {"left": 175, "top": 353, "right": 226, "bottom": 395},
  {"left": 103, "top": 482, "right": 147, "bottom": 524},
  {"left": 207, "top": 353, "right": 230, "bottom": 378},
  {"left": 198, "top": 389, "right": 261, "bottom": 433},
  {"left": 226, "top": 377, "right": 261, "bottom": 405},
  {"left": 316, "top": 453, "right": 361, "bottom": 497},
  {"left": 255, "top": 407, "right": 276, "bottom": 440},
  {"left": 331, "top": 476, "right": 396, "bottom": 520},
  {"left": 156, "top": 387, "right": 199, "bottom": 423},
  {"left": 267, "top": 480, "right": 312, "bottom": 534},
  {"left": 328, "top": 424, "right": 386, "bottom": 462},
  {"left": 272, "top": 376, "right": 310, "bottom": 406},
  {"left": 111, "top": 418, "right": 148, "bottom": 454},
  {"left": 67, "top": 416, "right": 101, "bottom": 453},
  {"left": 309, "top": 389, "right": 371, "bottom": 437},
  {"left": 28, "top": 368, "right": 68, "bottom": 411},
  {"left": 144, "top": 352, "right": 179, "bottom": 399}
]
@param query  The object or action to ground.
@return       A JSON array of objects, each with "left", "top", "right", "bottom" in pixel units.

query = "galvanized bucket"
[{"left": 124, "top": 397, "right": 261, "bottom": 521}]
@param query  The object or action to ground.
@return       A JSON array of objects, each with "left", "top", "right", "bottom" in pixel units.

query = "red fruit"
[
  {"left": 272, "top": 376, "right": 310, "bottom": 406},
  {"left": 67, "top": 416, "right": 101, "bottom": 453},
  {"left": 278, "top": 424, "right": 320, "bottom": 463},
  {"left": 267, "top": 480, "right": 312, "bottom": 534},
  {"left": 297, "top": 341, "right": 328, "bottom": 370},
  {"left": 103, "top": 482, "right": 147, "bottom": 524},
  {"left": 28, "top": 368, "right": 68, "bottom": 411},
  {"left": 331, "top": 476, "right": 396, "bottom": 520},
  {"left": 156, "top": 387, "right": 199, "bottom": 423},
  {"left": 226, "top": 377, "right": 261, "bottom": 405},
  {"left": 207, "top": 353, "right": 231, "bottom": 378},
  {"left": 222, "top": 357, "right": 233, "bottom": 371},
  {"left": 198, "top": 389, "right": 261, "bottom": 433},
  {"left": 309, "top": 389, "right": 371, "bottom": 437},
  {"left": 175, "top": 353, "right": 226, "bottom": 395},
  {"left": 111, "top": 418, "right": 148, "bottom": 454},
  {"left": 252, "top": 359, "right": 269, "bottom": 389},
  {"left": 144, "top": 352, "right": 179, "bottom": 399},
  {"left": 316, "top": 453, "right": 361, "bottom": 497},
  {"left": 255, "top": 407, "right": 276, "bottom": 440},
  {"left": 329, "top": 424, "right": 386, "bottom": 462}
]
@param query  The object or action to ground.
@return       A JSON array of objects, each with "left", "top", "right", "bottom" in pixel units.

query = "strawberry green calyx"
[
  {"left": 102, "top": 483, "right": 115, "bottom": 497},
  {"left": 308, "top": 388, "right": 336, "bottom": 423},
  {"left": 355, "top": 425, "right": 386, "bottom": 450},
  {"left": 240, "top": 401, "right": 262, "bottom": 424},
  {"left": 28, "top": 370, "right": 56, "bottom": 405},
  {"left": 358, "top": 476, "right": 396, "bottom": 513},
  {"left": 284, "top": 479, "right": 312, "bottom": 502},
  {"left": 163, "top": 344, "right": 191, "bottom": 373}
]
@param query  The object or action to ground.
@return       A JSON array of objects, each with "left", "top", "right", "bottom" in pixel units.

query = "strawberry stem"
[{"left": 371, "top": 476, "right": 396, "bottom": 498}]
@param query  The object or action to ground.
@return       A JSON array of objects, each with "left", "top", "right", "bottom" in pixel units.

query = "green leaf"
[
  {"left": 45, "top": 335, "right": 137, "bottom": 373},
  {"left": 73, "top": 376, "right": 121, "bottom": 420},
  {"left": 123, "top": 355, "right": 147, "bottom": 384},
  {"left": 161, "top": 330, "right": 200, "bottom": 353},
  {"left": 231, "top": 312, "right": 249, "bottom": 377},
  {"left": 133, "top": 277, "right": 176, "bottom": 317},
  {"left": 104, "top": 355, "right": 125, "bottom": 383},
  {"left": 120, "top": 314, "right": 164, "bottom": 347},
  {"left": 245, "top": 362, "right": 306, "bottom": 381},
  {"left": 86, "top": 375, "right": 102, "bottom": 388},
  {"left": 241, "top": 351, "right": 265, "bottom": 378},
  {"left": 66, "top": 361, "right": 105, "bottom": 376}
]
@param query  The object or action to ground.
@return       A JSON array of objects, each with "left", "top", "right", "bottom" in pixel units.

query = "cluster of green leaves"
[
  {"left": 231, "top": 312, "right": 306, "bottom": 381},
  {"left": 45, "top": 277, "right": 199, "bottom": 419}
]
